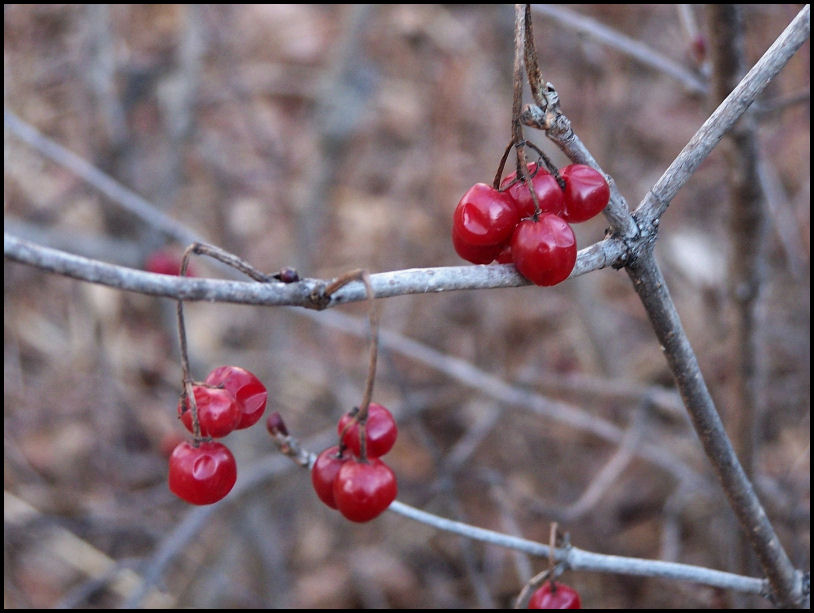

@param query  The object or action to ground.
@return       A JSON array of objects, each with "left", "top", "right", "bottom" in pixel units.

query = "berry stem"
[
  {"left": 177, "top": 245, "right": 201, "bottom": 441},
  {"left": 493, "top": 139, "right": 515, "bottom": 190},
  {"left": 511, "top": 6, "right": 542, "bottom": 219},
  {"left": 324, "top": 269, "right": 380, "bottom": 461},
  {"left": 174, "top": 242, "right": 279, "bottom": 442},
  {"left": 521, "top": 4, "right": 553, "bottom": 112}
]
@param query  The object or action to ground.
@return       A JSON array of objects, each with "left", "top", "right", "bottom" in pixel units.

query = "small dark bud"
[{"left": 266, "top": 411, "right": 288, "bottom": 436}]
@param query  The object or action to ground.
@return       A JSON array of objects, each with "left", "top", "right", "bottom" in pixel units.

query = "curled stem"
[
  {"left": 177, "top": 245, "right": 200, "bottom": 441},
  {"left": 326, "top": 269, "right": 380, "bottom": 461}
]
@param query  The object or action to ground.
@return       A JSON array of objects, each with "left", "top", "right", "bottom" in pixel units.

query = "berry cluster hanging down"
[
  {"left": 312, "top": 402, "right": 399, "bottom": 522},
  {"left": 452, "top": 163, "right": 610, "bottom": 286},
  {"left": 168, "top": 365, "right": 268, "bottom": 505}
]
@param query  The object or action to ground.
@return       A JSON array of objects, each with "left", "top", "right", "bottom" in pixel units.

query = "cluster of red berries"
[
  {"left": 311, "top": 402, "right": 398, "bottom": 522},
  {"left": 168, "top": 366, "right": 268, "bottom": 505},
  {"left": 452, "top": 163, "right": 610, "bottom": 286},
  {"left": 528, "top": 581, "right": 582, "bottom": 609}
]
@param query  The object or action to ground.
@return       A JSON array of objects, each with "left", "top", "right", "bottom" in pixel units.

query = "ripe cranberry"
[
  {"left": 453, "top": 183, "right": 520, "bottom": 247},
  {"left": 337, "top": 402, "right": 398, "bottom": 459},
  {"left": 528, "top": 581, "right": 582, "bottom": 609},
  {"left": 205, "top": 366, "right": 268, "bottom": 430},
  {"left": 452, "top": 225, "right": 504, "bottom": 264},
  {"left": 168, "top": 440, "right": 237, "bottom": 505},
  {"left": 311, "top": 445, "right": 348, "bottom": 509},
  {"left": 501, "top": 163, "right": 565, "bottom": 218},
  {"left": 511, "top": 215, "right": 577, "bottom": 286},
  {"left": 333, "top": 457, "right": 398, "bottom": 522},
  {"left": 178, "top": 385, "right": 241, "bottom": 438},
  {"left": 559, "top": 164, "right": 610, "bottom": 223}
]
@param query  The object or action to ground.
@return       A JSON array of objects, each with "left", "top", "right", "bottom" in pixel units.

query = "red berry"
[
  {"left": 205, "top": 365, "right": 268, "bottom": 430},
  {"left": 311, "top": 445, "right": 349, "bottom": 509},
  {"left": 559, "top": 164, "right": 610, "bottom": 223},
  {"left": 528, "top": 581, "right": 581, "bottom": 609},
  {"left": 145, "top": 248, "right": 194, "bottom": 276},
  {"left": 333, "top": 457, "right": 398, "bottom": 522},
  {"left": 501, "top": 163, "right": 565, "bottom": 218},
  {"left": 453, "top": 183, "right": 520, "bottom": 247},
  {"left": 168, "top": 440, "right": 237, "bottom": 505},
  {"left": 452, "top": 225, "right": 504, "bottom": 264},
  {"left": 511, "top": 215, "right": 577, "bottom": 286},
  {"left": 337, "top": 402, "right": 398, "bottom": 459},
  {"left": 178, "top": 385, "right": 241, "bottom": 438}
]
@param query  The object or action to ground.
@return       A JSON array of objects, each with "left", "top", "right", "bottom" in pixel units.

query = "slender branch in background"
[
  {"left": 3, "top": 110, "right": 203, "bottom": 247},
  {"left": 633, "top": 4, "right": 810, "bottom": 227},
  {"left": 294, "top": 4, "right": 375, "bottom": 272},
  {"left": 531, "top": 4, "right": 709, "bottom": 95},
  {"left": 707, "top": 3, "right": 768, "bottom": 591}
]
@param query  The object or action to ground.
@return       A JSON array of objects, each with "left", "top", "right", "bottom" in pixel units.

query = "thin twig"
[
  {"left": 265, "top": 429, "right": 768, "bottom": 598},
  {"left": 531, "top": 4, "right": 708, "bottom": 94}
]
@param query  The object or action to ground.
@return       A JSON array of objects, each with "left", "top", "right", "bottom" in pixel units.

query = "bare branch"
[
  {"left": 3, "top": 232, "right": 627, "bottom": 308},
  {"left": 626, "top": 250, "right": 804, "bottom": 607}
]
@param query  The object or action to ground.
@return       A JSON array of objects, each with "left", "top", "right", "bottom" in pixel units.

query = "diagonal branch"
[
  {"left": 531, "top": 4, "right": 709, "bottom": 94},
  {"left": 3, "top": 109, "right": 203, "bottom": 247},
  {"left": 626, "top": 250, "right": 804, "bottom": 608}
]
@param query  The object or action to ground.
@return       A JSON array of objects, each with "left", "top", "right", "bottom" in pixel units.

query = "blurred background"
[{"left": 4, "top": 4, "right": 809, "bottom": 608}]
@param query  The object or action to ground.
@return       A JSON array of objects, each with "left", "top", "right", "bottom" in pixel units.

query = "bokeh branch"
[{"left": 708, "top": 3, "right": 769, "bottom": 591}]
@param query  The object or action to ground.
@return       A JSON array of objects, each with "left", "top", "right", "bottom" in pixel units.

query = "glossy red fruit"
[
  {"left": 511, "top": 215, "right": 577, "bottom": 287},
  {"left": 501, "top": 163, "right": 565, "bottom": 218},
  {"left": 452, "top": 225, "right": 504, "bottom": 264},
  {"left": 337, "top": 402, "right": 398, "bottom": 459},
  {"left": 333, "top": 458, "right": 398, "bottom": 522},
  {"left": 559, "top": 164, "right": 610, "bottom": 223},
  {"left": 178, "top": 385, "right": 241, "bottom": 438},
  {"left": 311, "top": 446, "right": 348, "bottom": 509},
  {"left": 168, "top": 440, "right": 237, "bottom": 505},
  {"left": 453, "top": 183, "right": 520, "bottom": 247},
  {"left": 528, "top": 581, "right": 581, "bottom": 609},
  {"left": 205, "top": 366, "right": 268, "bottom": 430}
]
